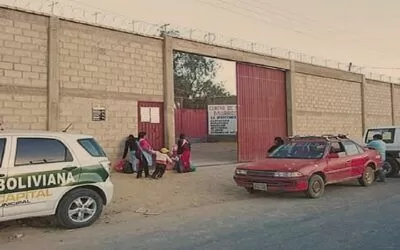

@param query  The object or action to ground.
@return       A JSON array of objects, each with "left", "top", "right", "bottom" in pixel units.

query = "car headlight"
[
  {"left": 235, "top": 169, "right": 247, "bottom": 175},
  {"left": 274, "top": 171, "right": 303, "bottom": 178}
]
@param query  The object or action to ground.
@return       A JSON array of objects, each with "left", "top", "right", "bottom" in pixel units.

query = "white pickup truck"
[{"left": 363, "top": 126, "right": 400, "bottom": 177}]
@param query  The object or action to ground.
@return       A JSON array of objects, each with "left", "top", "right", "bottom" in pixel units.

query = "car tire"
[
  {"left": 305, "top": 174, "right": 325, "bottom": 199},
  {"left": 358, "top": 166, "right": 374, "bottom": 186},
  {"left": 56, "top": 188, "right": 104, "bottom": 229},
  {"left": 385, "top": 158, "right": 399, "bottom": 177},
  {"left": 245, "top": 187, "right": 257, "bottom": 194}
]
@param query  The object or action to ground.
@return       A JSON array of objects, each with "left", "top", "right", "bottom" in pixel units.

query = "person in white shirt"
[{"left": 151, "top": 148, "right": 173, "bottom": 179}]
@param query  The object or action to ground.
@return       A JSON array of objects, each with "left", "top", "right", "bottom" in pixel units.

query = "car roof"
[
  {"left": 367, "top": 126, "right": 400, "bottom": 130},
  {"left": 0, "top": 130, "right": 94, "bottom": 139},
  {"left": 288, "top": 134, "right": 350, "bottom": 142}
]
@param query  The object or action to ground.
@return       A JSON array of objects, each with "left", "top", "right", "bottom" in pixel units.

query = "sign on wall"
[
  {"left": 208, "top": 105, "right": 237, "bottom": 135},
  {"left": 92, "top": 107, "right": 106, "bottom": 121}
]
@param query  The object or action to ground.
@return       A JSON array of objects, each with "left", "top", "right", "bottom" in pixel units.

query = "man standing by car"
[{"left": 367, "top": 134, "right": 386, "bottom": 182}]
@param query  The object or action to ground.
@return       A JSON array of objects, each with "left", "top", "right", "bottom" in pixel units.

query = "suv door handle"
[{"left": 62, "top": 166, "right": 78, "bottom": 171}]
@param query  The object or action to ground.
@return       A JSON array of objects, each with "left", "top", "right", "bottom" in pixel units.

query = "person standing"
[
  {"left": 122, "top": 134, "right": 139, "bottom": 173},
  {"left": 137, "top": 131, "right": 155, "bottom": 179},
  {"left": 367, "top": 134, "right": 386, "bottom": 182},
  {"left": 177, "top": 133, "right": 191, "bottom": 173}
]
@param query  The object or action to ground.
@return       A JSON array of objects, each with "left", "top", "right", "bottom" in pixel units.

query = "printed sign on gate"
[{"left": 207, "top": 105, "right": 237, "bottom": 136}]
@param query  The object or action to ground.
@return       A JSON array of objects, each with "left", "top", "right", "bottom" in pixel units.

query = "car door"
[
  {"left": 325, "top": 142, "right": 349, "bottom": 182},
  {"left": 0, "top": 136, "right": 11, "bottom": 218},
  {"left": 342, "top": 140, "right": 367, "bottom": 177},
  {"left": 4, "top": 136, "right": 80, "bottom": 218}
]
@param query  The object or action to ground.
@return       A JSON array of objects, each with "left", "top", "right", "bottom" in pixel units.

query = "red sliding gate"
[{"left": 236, "top": 63, "right": 287, "bottom": 162}]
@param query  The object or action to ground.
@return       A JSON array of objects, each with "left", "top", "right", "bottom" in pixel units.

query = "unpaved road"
[{"left": 3, "top": 175, "right": 400, "bottom": 249}]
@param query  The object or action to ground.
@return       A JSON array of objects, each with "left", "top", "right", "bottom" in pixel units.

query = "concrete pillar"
[
  {"left": 163, "top": 36, "right": 175, "bottom": 147},
  {"left": 285, "top": 60, "right": 295, "bottom": 136},
  {"left": 47, "top": 16, "right": 60, "bottom": 131},
  {"left": 360, "top": 75, "right": 366, "bottom": 133},
  {"left": 391, "top": 83, "right": 395, "bottom": 125}
]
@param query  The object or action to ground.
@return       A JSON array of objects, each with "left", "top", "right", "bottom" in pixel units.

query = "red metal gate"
[
  {"left": 175, "top": 108, "right": 208, "bottom": 140},
  {"left": 236, "top": 63, "right": 287, "bottom": 162},
  {"left": 138, "top": 101, "right": 164, "bottom": 150}
]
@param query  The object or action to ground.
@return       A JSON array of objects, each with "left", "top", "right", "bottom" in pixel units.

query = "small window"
[
  {"left": 343, "top": 141, "right": 361, "bottom": 156},
  {"left": 15, "top": 138, "right": 73, "bottom": 166},
  {"left": 78, "top": 138, "right": 106, "bottom": 157},
  {"left": 0, "top": 139, "right": 6, "bottom": 168}
]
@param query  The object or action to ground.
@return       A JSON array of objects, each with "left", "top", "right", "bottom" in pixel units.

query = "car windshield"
[{"left": 269, "top": 141, "right": 327, "bottom": 159}]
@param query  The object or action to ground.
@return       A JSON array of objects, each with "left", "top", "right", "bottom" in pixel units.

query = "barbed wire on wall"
[{"left": 2, "top": 0, "right": 399, "bottom": 84}]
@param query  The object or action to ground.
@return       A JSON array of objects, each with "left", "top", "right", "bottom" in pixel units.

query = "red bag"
[{"left": 114, "top": 160, "right": 126, "bottom": 173}]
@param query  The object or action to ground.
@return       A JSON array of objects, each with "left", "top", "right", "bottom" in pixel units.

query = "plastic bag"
[{"left": 114, "top": 160, "right": 125, "bottom": 173}]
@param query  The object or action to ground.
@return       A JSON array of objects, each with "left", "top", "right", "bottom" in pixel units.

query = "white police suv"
[{"left": 0, "top": 130, "right": 113, "bottom": 229}]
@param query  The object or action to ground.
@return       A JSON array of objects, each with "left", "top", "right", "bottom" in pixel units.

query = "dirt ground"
[
  {"left": 0, "top": 164, "right": 246, "bottom": 244},
  {"left": 191, "top": 142, "right": 237, "bottom": 166}
]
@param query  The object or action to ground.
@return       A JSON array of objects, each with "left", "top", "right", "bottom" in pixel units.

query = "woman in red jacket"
[{"left": 177, "top": 133, "right": 191, "bottom": 173}]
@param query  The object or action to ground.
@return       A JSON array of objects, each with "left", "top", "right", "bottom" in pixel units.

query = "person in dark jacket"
[
  {"left": 122, "top": 134, "right": 139, "bottom": 172},
  {"left": 267, "top": 137, "right": 284, "bottom": 155}
]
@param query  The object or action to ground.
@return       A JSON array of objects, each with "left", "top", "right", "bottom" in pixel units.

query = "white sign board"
[{"left": 208, "top": 105, "right": 237, "bottom": 135}]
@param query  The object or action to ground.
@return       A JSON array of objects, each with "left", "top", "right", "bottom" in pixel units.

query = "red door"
[
  {"left": 236, "top": 63, "right": 287, "bottom": 162},
  {"left": 138, "top": 101, "right": 164, "bottom": 150}
]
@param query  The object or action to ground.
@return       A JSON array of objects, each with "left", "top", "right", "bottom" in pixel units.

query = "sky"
[{"left": 3, "top": 0, "right": 399, "bottom": 94}]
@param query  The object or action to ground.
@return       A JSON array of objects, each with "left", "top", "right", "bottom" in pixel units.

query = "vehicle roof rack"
[{"left": 288, "top": 134, "right": 349, "bottom": 141}]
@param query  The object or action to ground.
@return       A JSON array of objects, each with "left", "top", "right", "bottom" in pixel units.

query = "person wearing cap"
[
  {"left": 367, "top": 134, "right": 386, "bottom": 182},
  {"left": 151, "top": 147, "right": 173, "bottom": 179}
]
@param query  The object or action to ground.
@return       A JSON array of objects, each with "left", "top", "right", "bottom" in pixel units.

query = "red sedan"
[{"left": 233, "top": 135, "right": 383, "bottom": 198}]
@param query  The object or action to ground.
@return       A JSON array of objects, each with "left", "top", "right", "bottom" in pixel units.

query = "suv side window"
[
  {"left": 15, "top": 138, "right": 73, "bottom": 166},
  {"left": 342, "top": 141, "right": 361, "bottom": 156},
  {"left": 0, "top": 139, "right": 6, "bottom": 168}
]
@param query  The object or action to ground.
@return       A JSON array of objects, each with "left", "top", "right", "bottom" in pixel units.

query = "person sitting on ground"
[
  {"left": 122, "top": 134, "right": 139, "bottom": 173},
  {"left": 367, "top": 134, "right": 386, "bottom": 182},
  {"left": 267, "top": 137, "right": 284, "bottom": 156},
  {"left": 151, "top": 148, "right": 173, "bottom": 179}
]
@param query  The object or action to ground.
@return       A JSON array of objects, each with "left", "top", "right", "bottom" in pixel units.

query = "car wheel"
[
  {"left": 305, "top": 175, "right": 325, "bottom": 199},
  {"left": 385, "top": 158, "right": 399, "bottom": 177},
  {"left": 358, "top": 166, "right": 374, "bottom": 186},
  {"left": 245, "top": 187, "right": 257, "bottom": 194},
  {"left": 56, "top": 188, "right": 104, "bottom": 229}
]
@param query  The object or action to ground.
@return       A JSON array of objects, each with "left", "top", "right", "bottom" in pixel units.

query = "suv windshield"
[
  {"left": 365, "top": 128, "right": 395, "bottom": 144},
  {"left": 269, "top": 141, "right": 327, "bottom": 159}
]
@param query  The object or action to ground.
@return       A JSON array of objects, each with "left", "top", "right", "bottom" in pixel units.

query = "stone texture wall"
[
  {"left": 293, "top": 72, "right": 363, "bottom": 141},
  {"left": 364, "top": 79, "right": 393, "bottom": 127},
  {"left": 393, "top": 85, "right": 400, "bottom": 125},
  {"left": 57, "top": 20, "right": 163, "bottom": 160},
  {"left": 0, "top": 8, "right": 48, "bottom": 130}
]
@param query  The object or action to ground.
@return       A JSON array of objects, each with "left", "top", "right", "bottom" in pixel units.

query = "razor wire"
[{"left": 2, "top": 0, "right": 399, "bottom": 83}]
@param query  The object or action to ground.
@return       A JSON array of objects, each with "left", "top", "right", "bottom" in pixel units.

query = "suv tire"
[
  {"left": 385, "top": 158, "right": 399, "bottom": 177},
  {"left": 56, "top": 188, "right": 104, "bottom": 229},
  {"left": 358, "top": 166, "right": 374, "bottom": 186},
  {"left": 305, "top": 174, "right": 325, "bottom": 199}
]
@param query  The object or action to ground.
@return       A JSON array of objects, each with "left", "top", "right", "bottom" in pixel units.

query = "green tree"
[
  {"left": 159, "top": 28, "right": 231, "bottom": 109},
  {"left": 174, "top": 52, "right": 231, "bottom": 109}
]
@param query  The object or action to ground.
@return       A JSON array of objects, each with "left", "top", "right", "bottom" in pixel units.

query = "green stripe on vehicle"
[{"left": 0, "top": 165, "right": 109, "bottom": 195}]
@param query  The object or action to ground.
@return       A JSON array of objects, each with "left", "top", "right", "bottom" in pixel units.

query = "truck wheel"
[
  {"left": 305, "top": 175, "right": 325, "bottom": 199},
  {"left": 385, "top": 158, "right": 399, "bottom": 177},
  {"left": 358, "top": 166, "right": 374, "bottom": 186},
  {"left": 56, "top": 188, "right": 104, "bottom": 229}
]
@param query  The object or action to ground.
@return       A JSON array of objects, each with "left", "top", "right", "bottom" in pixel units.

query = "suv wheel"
[
  {"left": 358, "top": 166, "right": 374, "bottom": 186},
  {"left": 305, "top": 175, "right": 325, "bottom": 198},
  {"left": 385, "top": 158, "right": 399, "bottom": 177},
  {"left": 56, "top": 188, "right": 104, "bottom": 229}
]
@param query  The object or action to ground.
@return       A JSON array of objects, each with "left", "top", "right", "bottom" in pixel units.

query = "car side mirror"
[{"left": 327, "top": 152, "right": 339, "bottom": 159}]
